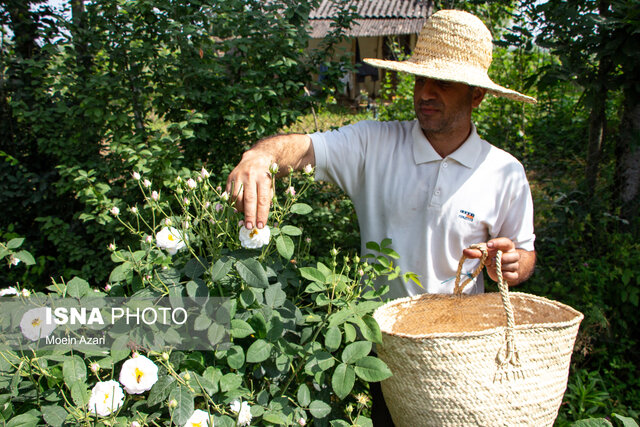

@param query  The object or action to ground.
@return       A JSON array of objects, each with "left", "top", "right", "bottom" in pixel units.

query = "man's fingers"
[
  {"left": 487, "top": 237, "right": 515, "bottom": 252},
  {"left": 463, "top": 248, "right": 484, "bottom": 259},
  {"left": 256, "top": 178, "right": 272, "bottom": 229}
]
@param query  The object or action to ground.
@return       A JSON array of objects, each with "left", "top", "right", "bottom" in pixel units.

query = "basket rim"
[{"left": 373, "top": 291, "right": 584, "bottom": 341}]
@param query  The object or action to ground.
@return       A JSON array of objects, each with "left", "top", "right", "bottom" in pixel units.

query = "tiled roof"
[{"left": 309, "top": 0, "right": 432, "bottom": 37}]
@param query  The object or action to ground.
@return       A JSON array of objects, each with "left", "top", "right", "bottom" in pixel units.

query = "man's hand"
[
  {"left": 225, "top": 151, "right": 274, "bottom": 230},
  {"left": 225, "top": 134, "right": 315, "bottom": 230},
  {"left": 463, "top": 237, "right": 536, "bottom": 286}
]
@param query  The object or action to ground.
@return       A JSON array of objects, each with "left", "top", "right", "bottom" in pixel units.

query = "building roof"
[{"left": 309, "top": 0, "right": 432, "bottom": 38}]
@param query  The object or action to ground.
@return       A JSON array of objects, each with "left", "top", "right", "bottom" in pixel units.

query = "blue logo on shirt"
[{"left": 458, "top": 210, "right": 475, "bottom": 222}]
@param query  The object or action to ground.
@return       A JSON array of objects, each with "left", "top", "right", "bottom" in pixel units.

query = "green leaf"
[
  {"left": 354, "top": 356, "right": 392, "bottom": 382},
  {"left": 354, "top": 315, "right": 382, "bottom": 344},
  {"left": 324, "top": 326, "right": 342, "bottom": 351},
  {"left": 147, "top": 375, "right": 176, "bottom": 406},
  {"left": 69, "top": 381, "right": 89, "bottom": 407},
  {"left": 262, "top": 412, "right": 288, "bottom": 425},
  {"left": 305, "top": 351, "right": 335, "bottom": 374},
  {"left": 291, "top": 203, "right": 313, "bottom": 215},
  {"left": 186, "top": 280, "right": 208, "bottom": 298},
  {"left": 297, "top": 383, "right": 311, "bottom": 407},
  {"left": 235, "top": 259, "right": 269, "bottom": 288},
  {"left": 343, "top": 323, "right": 357, "bottom": 342},
  {"left": 6, "top": 413, "right": 40, "bottom": 427},
  {"left": 309, "top": 400, "right": 331, "bottom": 418},
  {"left": 207, "top": 323, "right": 226, "bottom": 346},
  {"left": 14, "top": 250, "right": 35, "bottom": 266},
  {"left": 185, "top": 257, "right": 207, "bottom": 279},
  {"left": 365, "top": 241, "right": 381, "bottom": 252},
  {"left": 6, "top": 238, "right": 24, "bottom": 249},
  {"left": 332, "top": 363, "right": 355, "bottom": 399},
  {"left": 246, "top": 339, "right": 272, "bottom": 363},
  {"left": 341, "top": 341, "right": 372, "bottom": 364},
  {"left": 571, "top": 420, "right": 614, "bottom": 427},
  {"left": 281, "top": 225, "right": 302, "bottom": 236},
  {"left": 211, "top": 257, "right": 233, "bottom": 282},
  {"left": 276, "top": 235, "right": 295, "bottom": 260},
  {"left": 299, "top": 267, "right": 326, "bottom": 283},
  {"left": 42, "top": 405, "right": 68, "bottom": 427},
  {"left": 613, "top": 414, "right": 639, "bottom": 427},
  {"left": 226, "top": 345, "right": 245, "bottom": 370},
  {"left": 63, "top": 355, "right": 87, "bottom": 384},
  {"left": 66, "top": 277, "right": 90, "bottom": 298},
  {"left": 219, "top": 373, "right": 242, "bottom": 392},
  {"left": 265, "top": 284, "right": 286, "bottom": 308},
  {"left": 231, "top": 319, "right": 255, "bottom": 339},
  {"left": 169, "top": 385, "right": 195, "bottom": 426},
  {"left": 194, "top": 313, "right": 212, "bottom": 331}
]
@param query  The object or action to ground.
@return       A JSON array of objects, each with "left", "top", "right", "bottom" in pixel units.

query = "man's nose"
[{"left": 416, "top": 79, "right": 438, "bottom": 100}]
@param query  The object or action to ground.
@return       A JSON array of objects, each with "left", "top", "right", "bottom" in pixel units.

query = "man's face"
[{"left": 413, "top": 77, "right": 484, "bottom": 139}]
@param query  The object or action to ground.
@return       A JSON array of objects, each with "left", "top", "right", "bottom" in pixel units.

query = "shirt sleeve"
[
  {"left": 497, "top": 165, "right": 536, "bottom": 252},
  {"left": 308, "top": 121, "right": 371, "bottom": 198}
]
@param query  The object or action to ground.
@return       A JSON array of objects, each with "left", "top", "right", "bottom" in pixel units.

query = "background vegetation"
[{"left": 1, "top": 0, "right": 638, "bottom": 425}]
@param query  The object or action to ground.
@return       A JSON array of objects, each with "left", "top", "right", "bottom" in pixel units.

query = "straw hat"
[{"left": 363, "top": 10, "right": 536, "bottom": 104}]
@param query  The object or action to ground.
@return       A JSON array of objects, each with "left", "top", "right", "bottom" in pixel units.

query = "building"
[{"left": 309, "top": 0, "right": 433, "bottom": 99}]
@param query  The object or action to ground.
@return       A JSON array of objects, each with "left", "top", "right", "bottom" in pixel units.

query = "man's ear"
[{"left": 472, "top": 87, "right": 487, "bottom": 108}]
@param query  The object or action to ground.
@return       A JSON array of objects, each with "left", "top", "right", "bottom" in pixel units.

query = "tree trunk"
[
  {"left": 617, "top": 87, "right": 640, "bottom": 226},
  {"left": 71, "top": 0, "right": 92, "bottom": 73}
]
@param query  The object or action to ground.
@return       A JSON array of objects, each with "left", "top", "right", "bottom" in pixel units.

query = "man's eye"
[{"left": 437, "top": 80, "right": 451, "bottom": 88}]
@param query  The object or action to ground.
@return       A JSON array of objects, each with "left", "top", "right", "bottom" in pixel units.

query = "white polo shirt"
[{"left": 310, "top": 120, "right": 535, "bottom": 300}]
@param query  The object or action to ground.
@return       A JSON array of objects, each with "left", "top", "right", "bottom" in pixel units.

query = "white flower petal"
[
  {"left": 119, "top": 355, "right": 159, "bottom": 394},
  {"left": 239, "top": 225, "right": 270, "bottom": 249},
  {"left": 88, "top": 380, "right": 125, "bottom": 417}
]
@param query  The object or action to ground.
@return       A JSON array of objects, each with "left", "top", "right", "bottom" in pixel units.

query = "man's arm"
[
  {"left": 225, "top": 134, "right": 315, "bottom": 230},
  {"left": 463, "top": 237, "right": 536, "bottom": 286}
]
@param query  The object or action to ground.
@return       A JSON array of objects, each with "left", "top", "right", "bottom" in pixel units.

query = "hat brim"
[{"left": 363, "top": 58, "right": 537, "bottom": 104}]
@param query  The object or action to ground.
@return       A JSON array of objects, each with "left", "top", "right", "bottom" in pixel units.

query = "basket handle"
[{"left": 454, "top": 243, "right": 520, "bottom": 366}]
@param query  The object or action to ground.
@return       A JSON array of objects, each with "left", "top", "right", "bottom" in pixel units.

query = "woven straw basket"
[{"left": 373, "top": 244, "right": 583, "bottom": 427}]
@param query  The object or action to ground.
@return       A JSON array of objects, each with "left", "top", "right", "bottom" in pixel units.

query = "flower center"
[
  {"left": 249, "top": 229, "right": 258, "bottom": 238},
  {"left": 31, "top": 318, "right": 41, "bottom": 327},
  {"left": 168, "top": 234, "right": 174, "bottom": 241},
  {"left": 135, "top": 367, "right": 144, "bottom": 383},
  {"left": 103, "top": 392, "right": 110, "bottom": 404}
]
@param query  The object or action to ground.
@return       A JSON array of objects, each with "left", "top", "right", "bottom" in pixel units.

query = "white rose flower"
[
  {"left": 0, "top": 286, "right": 19, "bottom": 296},
  {"left": 151, "top": 190, "right": 160, "bottom": 201},
  {"left": 303, "top": 164, "right": 313, "bottom": 175},
  {"left": 185, "top": 409, "right": 210, "bottom": 427},
  {"left": 156, "top": 227, "right": 187, "bottom": 255},
  {"left": 186, "top": 178, "right": 197, "bottom": 189},
  {"left": 200, "top": 167, "right": 210, "bottom": 179},
  {"left": 21, "top": 288, "right": 30, "bottom": 297},
  {"left": 19, "top": 307, "right": 56, "bottom": 341},
  {"left": 229, "top": 400, "right": 252, "bottom": 426},
  {"left": 10, "top": 255, "right": 20, "bottom": 266},
  {"left": 239, "top": 225, "right": 270, "bottom": 249},
  {"left": 143, "top": 179, "right": 152, "bottom": 188},
  {"left": 88, "top": 380, "right": 125, "bottom": 417},
  {"left": 118, "top": 354, "right": 159, "bottom": 394},
  {"left": 110, "top": 206, "right": 120, "bottom": 216},
  {"left": 269, "top": 162, "right": 279, "bottom": 175},
  {"left": 132, "top": 171, "right": 141, "bottom": 180}
]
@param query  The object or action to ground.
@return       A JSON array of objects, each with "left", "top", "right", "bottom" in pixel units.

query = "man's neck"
[{"left": 423, "top": 123, "right": 472, "bottom": 158}]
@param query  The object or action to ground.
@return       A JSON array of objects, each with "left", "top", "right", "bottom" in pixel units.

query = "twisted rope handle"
[{"left": 454, "top": 243, "right": 520, "bottom": 366}]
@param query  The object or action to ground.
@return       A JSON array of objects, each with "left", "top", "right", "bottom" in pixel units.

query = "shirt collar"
[{"left": 412, "top": 121, "right": 482, "bottom": 169}]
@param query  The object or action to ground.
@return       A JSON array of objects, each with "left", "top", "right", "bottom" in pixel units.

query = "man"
[
  {"left": 227, "top": 9, "right": 537, "bottom": 425},
  {"left": 226, "top": 10, "right": 536, "bottom": 298}
]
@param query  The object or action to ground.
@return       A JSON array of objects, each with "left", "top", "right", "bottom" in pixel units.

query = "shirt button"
[
  {"left": 435, "top": 189, "right": 441, "bottom": 196},
  {"left": 442, "top": 162, "right": 448, "bottom": 168}
]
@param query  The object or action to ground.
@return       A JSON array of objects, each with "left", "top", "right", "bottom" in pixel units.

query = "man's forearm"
[
  {"left": 226, "top": 133, "right": 315, "bottom": 230},
  {"left": 245, "top": 134, "right": 315, "bottom": 176},
  {"left": 512, "top": 249, "right": 536, "bottom": 286}
]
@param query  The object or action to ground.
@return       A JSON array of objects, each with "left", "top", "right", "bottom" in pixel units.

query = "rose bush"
[{"left": 0, "top": 167, "right": 415, "bottom": 426}]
